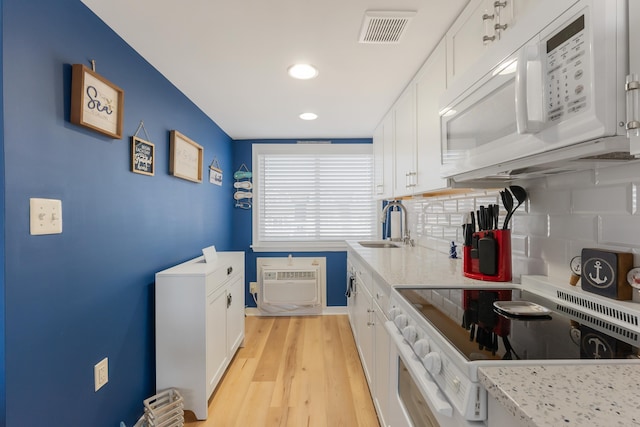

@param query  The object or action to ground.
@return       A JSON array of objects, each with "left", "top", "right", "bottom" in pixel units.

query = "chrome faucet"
[{"left": 380, "top": 201, "right": 414, "bottom": 246}]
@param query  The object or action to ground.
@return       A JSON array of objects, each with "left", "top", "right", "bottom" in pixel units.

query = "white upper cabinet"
[
  {"left": 446, "top": 0, "right": 537, "bottom": 87},
  {"left": 446, "top": 0, "right": 489, "bottom": 86},
  {"left": 393, "top": 86, "right": 417, "bottom": 197},
  {"left": 373, "top": 114, "right": 395, "bottom": 200},
  {"left": 414, "top": 39, "right": 448, "bottom": 193},
  {"left": 629, "top": 0, "right": 640, "bottom": 155}
]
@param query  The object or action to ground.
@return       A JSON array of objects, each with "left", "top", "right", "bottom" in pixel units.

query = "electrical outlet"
[
  {"left": 250, "top": 282, "right": 258, "bottom": 294},
  {"left": 94, "top": 357, "right": 108, "bottom": 391},
  {"left": 30, "top": 198, "right": 62, "bottom": 235}
]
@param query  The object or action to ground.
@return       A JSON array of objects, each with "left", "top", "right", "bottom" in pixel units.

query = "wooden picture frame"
[
  {"left": 131, "top": 136, "right": 155, "bottom": 176},
  {"left": 170, "top": 130, "right": 203, "bottom": 183},
  {"left": 70, "top": 64, "right": 124, "bottom": 139}
]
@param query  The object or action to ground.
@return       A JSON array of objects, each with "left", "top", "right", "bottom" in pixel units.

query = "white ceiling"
[{"left": 81, "top": 0, "right": 468, "bottom": 140}]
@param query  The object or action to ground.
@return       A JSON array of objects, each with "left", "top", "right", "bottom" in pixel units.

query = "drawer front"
[
  {"left": 373, "top": 275, "right": 390, "bottom": 315},
  {"left": 206, "top": 255, "right": 243, "bottom": 294}
]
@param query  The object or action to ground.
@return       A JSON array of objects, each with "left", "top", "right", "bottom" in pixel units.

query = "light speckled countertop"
[
  {"left": 346, "top": 240, "right": 485, "bottom": 286},
  {"left": 479, "top": 365, "right": 640, "bottom": 426},
  {"left": 347, "top": 241, "right": 640, "bottom": 427}
]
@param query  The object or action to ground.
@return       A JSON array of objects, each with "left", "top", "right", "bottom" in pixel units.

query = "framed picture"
[
  {"left": 70, "top": 64, "right": 124, "bottom": 139},
  {"left": 131, "top": 137, "right": 155, "bottom": 176},
  {"left": 170, "top": 130, "right": 203, "bottom": 183}
]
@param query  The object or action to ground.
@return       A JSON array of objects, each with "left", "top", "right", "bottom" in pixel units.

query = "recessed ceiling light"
[
  {"left": 299, "top": 113, "right": 318, "bottom": 121},
  {"left": 288, "top": 64, "right": 319, "bottom": 80}
]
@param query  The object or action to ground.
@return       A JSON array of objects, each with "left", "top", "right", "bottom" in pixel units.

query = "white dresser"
[{"left": 155, "top": 251, "right": 245, "bottom": 420}]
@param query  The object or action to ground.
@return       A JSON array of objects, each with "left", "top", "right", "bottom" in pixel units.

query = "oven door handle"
[{"left": 385, "top": 321, "right": 454, "bottom": 417}]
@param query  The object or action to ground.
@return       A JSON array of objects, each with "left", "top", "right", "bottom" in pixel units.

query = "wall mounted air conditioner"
[{"left": 256, "top": 257, "right": 325, "bottom": 316}]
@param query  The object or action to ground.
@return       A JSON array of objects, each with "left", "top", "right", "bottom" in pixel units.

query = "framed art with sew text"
[{"left": 70, "top": 64, "right": 124, "bottom": 139}]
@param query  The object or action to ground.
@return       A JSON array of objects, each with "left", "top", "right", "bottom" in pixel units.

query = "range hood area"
[{"left": 448, "top": 136, "right": 638, "bottom": 185}]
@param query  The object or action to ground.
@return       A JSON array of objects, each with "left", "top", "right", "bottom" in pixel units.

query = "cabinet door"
[
  {"left": 393, "top": 87, "right": 416, "bottom": 197},
  {"left": 415, "top": 39, "right": 448, "bottom": 193},
  {"left": 381, "top": 113, "right": 395, "bottom": 200},
  {"left": 226, "top": 275, "right": 245, "bottom": 356},
  {"left": 446, "top": 0, "right": 491, "bottom": 85},
  {"left": 206, "top": 285, "right": 228, "bottom": 397},
  {"left": 373, "top": 303, "right": 390, "bottom": 427},
  {"left": 355, "top": 282, "right": 374, "bottom": 386},
  {"left": 630, "top": 0, "right": 640, "bottom": 155},
  {"left": 373, "top": 123, "right": 385, "bottom": 198},
  {"left": 499, "top": 0, "right": 537, "bottom": 36}
]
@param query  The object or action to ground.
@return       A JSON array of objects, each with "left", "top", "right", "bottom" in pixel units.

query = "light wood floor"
[{"left": 184, "top": 315, "right": 380, "bottom": 427}]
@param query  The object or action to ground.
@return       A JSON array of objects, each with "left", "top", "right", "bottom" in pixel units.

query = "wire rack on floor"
[{"left": 142, "top": 388, "right": 184, "bottom": 427}]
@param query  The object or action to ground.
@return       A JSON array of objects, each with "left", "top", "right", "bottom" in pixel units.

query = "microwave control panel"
[{"left": 545, "top": 14, "right": 589, "bottom": 123}]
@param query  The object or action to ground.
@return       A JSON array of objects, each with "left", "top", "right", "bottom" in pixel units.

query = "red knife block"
[{"left": 463, "top": 229, "right": 512, "bottom": 282}]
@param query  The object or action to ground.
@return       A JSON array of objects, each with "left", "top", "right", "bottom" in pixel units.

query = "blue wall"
[
  {"left": 0, "top": 0, "right": 5, "bottom": 422},
  {"left": 231, "top": 139, "right": 372, "bottom": 308},
  {"left": 3, "top": 1, "right": 233, "bottom": 425}
]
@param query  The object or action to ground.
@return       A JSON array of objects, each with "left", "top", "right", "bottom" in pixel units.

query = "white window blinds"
[{"left": 252, "top": 144, "right": 376, "bottom": 251}]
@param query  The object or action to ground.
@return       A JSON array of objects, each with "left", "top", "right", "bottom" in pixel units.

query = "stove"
[{"left": 386, "top": 283, "right": 640, "bottom": 425}]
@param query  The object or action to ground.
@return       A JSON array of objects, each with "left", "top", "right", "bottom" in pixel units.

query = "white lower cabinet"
[
  {"left": 155, "top": 252, "right": 245, "bottom": 420},
  {"left": 347, "top": 252, "right": 391, "bottom": 426},
  {"left": 488, "top": 394, "right": 525, "bottom": 427}
]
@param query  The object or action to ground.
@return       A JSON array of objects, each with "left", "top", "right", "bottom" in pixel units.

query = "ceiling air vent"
[{"left": 359, "top": 11, "right": 416, "bottom": 44}]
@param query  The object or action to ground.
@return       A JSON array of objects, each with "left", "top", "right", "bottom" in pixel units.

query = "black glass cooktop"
[{"left": 397, "top": 287, "right": 640, "bottom": 362}]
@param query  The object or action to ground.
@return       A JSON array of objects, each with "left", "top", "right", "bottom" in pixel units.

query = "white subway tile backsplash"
[
  {"left": 599, "top": 215, "right": 640, "bottom": 247},
  {"left": 476, "top": 196, "right": 499, "bottom": 208},
  {"left": 443, "top": 199, "right": 458, "bottom": 212},
  {"left": 528, "top": 189, "right": 571, "bottom": 215},
  {"left": 402, "top": 163, "right": 640, "bottom": 284},
  {"left": 546, "top": 170, "right": 594, "bottom": 189},
  {"left": 595, "top": 161, "right": 640, "bottom": 185},
  {"left": 511, "top": 234, "right": 528, "bottom": 256},
  {"left": 527, "top": 236, "right": 568, "bottom": 266},
  {"left": 571, "top": 184, "right": 632, "bottom": 214},
  {"left": 549, "top": 214, "right": 598, "bottom": 241},
  {"left": 457, "top": 198, "right": 475, "bottom": 212},
  {"left": 512, "top": 213, "right": 548, "bottom": 237}
]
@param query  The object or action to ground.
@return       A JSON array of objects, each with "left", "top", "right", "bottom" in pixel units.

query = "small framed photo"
[
  {"left": 70, "top": 64, "right": 124, "bottom": 139},
  {"left": 131, "top": 137, "right": 155, "bottom": 176},
  {"left": 170, "top": 130, "right": 203, "bottom": 183}
]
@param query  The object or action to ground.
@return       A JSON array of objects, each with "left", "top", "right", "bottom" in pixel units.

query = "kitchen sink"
[{"left": 357, "top": 241, "right": 401, "bottom": 248}]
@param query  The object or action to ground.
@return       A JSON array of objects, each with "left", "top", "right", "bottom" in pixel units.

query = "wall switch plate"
[
  {"left": 94, "top": 357, "right": 108, "bottom": 391},
  {"left": 250, "top": 282, "right": 258, "bottom": 293},
  {"left": 30, "top": 198, "right": 62, "bottom": 235}
]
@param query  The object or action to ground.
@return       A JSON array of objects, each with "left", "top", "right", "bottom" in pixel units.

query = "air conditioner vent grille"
[
  {"left": 555, "top": 304, "right": 639, "bottom": 342},
  {"left": 276, "top": 270, "right": 316, "bottom": 281},
  {"left": 556, "top": 290, "right": 639, "bottom": 327},
  {"left": 359, "top": 11, "right": 416, "bottom": 44}
]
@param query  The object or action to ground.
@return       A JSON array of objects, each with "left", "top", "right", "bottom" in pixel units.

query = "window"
[{"left": 252, "top": 143, "right": 376, "bottom": 251}]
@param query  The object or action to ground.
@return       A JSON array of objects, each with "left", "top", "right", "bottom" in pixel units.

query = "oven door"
[{"left": 386, "top": 321, "right": 456, "bottom": 427}]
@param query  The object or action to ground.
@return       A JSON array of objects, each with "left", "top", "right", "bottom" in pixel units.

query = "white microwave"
[{"left": 440, "top": 0, "right": 633, "bottom": 183}]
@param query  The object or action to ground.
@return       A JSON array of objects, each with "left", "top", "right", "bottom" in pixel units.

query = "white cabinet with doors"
[
  {"left": 393, "top": 86, "right": 417, "bottom": 197},
  {"left": 373, "top": 113, "right": 395, "bottom": 200},
  {"left": 629, "top": 0, "right": 640, "bottom": 156},
  {"left": 155, "top": 251, "right": 245, "bottom": 420},
  {"left": 347, "top": 250, "right": 391, "bottom": 427},
  {"left": 446, "top": 0, "right": 537, "bottom": 86},
  {"left": 414, "top": 39, "right": 448, "bottom": 193}
]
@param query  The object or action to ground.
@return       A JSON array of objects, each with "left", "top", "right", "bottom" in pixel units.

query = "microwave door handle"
[{"left": 515, "top": 44, "right": 545, "bottom": 134}]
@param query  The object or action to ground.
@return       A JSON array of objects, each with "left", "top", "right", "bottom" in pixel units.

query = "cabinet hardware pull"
[
  {"left": 367, "top": 322, "right": 375, "bottom": 326},
  {"left": 482, "top": 13, "right": 495, "bottom": 21},
  {"left": 494, "top": 1, "right": 507, "bottom": 8},
  {"left": 626, "top": 74, "right": 640, "bottom": 133},
  {"left": 494, "top": 23, "right": 508, "bottom": 31},
  {"left": 483, "top": 35, "right": 496, "bottom": 43}
]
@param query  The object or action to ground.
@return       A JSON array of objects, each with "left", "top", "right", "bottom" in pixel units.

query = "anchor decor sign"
[{"left": 581, "top": 248, "right": 633, "bottom": 300}]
